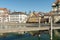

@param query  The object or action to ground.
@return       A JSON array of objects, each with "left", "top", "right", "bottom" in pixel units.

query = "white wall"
[{"left": 8, "top": 14, "right": 27, "bottom": 23}]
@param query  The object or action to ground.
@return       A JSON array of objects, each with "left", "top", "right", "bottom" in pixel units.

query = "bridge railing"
[{"left": 0, "top": 23, "right": 60, "bottom": 30}]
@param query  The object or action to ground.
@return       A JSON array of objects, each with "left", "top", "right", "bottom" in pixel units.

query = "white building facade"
[
  {"left": 8, "top": 12, "right": 27, "bottom": 23},
  {"left": 0, "top": 8, "right": 27, "bottom": 23},
  {"left": 0, "top": 8, "right": 9, "bottom": 22}
]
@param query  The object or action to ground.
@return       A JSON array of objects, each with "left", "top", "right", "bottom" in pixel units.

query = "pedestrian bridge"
[{"left": 0, "top": 22, "right": 60, "bottom": 33}]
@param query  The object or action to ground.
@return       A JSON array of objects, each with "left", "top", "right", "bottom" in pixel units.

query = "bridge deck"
[{"left": 0, "top": 23, "right": 60, "bottom": 33}]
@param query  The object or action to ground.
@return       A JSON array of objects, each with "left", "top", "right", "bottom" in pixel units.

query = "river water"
[{"left": 0, "top": 33, "right": 50, "bottom": 40}]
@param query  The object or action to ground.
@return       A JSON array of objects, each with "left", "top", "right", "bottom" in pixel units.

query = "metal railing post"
[
  {"left": 39, "top": 16, "right": 40, "bottom": 27},
  {"left": 50, "top": 16, "right": 53, "bottom": 40}
]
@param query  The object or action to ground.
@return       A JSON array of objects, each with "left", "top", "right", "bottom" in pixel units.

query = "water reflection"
[
  {"left": 0, "top": 32, "right": 50, "bottom": 40},
  {"left": 0, "top": 33, "right": 37, "bottom": 40}
]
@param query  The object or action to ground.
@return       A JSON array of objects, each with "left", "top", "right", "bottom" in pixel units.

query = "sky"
[{"left": 0, "top": 0, "right": 55, "bottom": 13}]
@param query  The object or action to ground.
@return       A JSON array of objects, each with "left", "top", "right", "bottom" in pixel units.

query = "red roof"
[
  {"left": 0, "top": 8, "right": 8, "bottom": 11},
  {"left": 34, "top": 13, "right": 39, "bottom": 17},
  {"left": 55, "top": 0, "right": 60, "bottom": 4}
]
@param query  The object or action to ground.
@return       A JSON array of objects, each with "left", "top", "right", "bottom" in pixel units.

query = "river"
[{"left": 0, "top": 33, "right": 50, "bottom": 40}]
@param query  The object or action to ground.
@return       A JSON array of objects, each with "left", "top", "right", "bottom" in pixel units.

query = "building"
[
  {"left": 26, "top": 11, "right": 51, "bottom": 24},
  {"left": 0, "top": 8, "right": 9, "bottom": 15},
  {"left": 0, "top": 8, "right": 9, "bottom": 22},
  {"left": 26, "top": 12, "right": 41, "bottom": 23},
  {"left": 37, "top": 12, "right": 52, "bottom": 24},
  {"left": 9, "top": 12, "right": 27, "bottom": 23},
  {"left": 0, "top": 8, "right": 28, "bottom": 23},
  {"left": 42, "top": 13, "right": 50, "bottom": 24},
  {"left": 52, "top": 0, "right": 60, "bottom": 23}
]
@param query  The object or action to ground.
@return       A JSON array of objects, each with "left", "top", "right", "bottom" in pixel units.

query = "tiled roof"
[
  {"left": 33, "top": 13, "right": 39, "bottom": 17},
  {"left": 54, "top": 0, "right": 60, "bottom": 4},
  {"left": 44, "top": 13, "right": 50, "bottom": 16},
  {"left": 56, "top": 0, "right": 60, "bottom": 2},
  {"left": 10, "top": 12, "right": 26, "bottom": 15},
  {"left": 0, "top": 8, "right": 8, "bottom": 11}
]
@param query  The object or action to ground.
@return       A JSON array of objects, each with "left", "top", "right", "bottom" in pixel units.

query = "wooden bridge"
[{"left": 0, "top": 22, "right": 60, "bottom": 33}]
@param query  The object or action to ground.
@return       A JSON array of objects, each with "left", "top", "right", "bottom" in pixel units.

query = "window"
[{"left": 20, "top": 18, "right": 22, "bottom": 21}]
